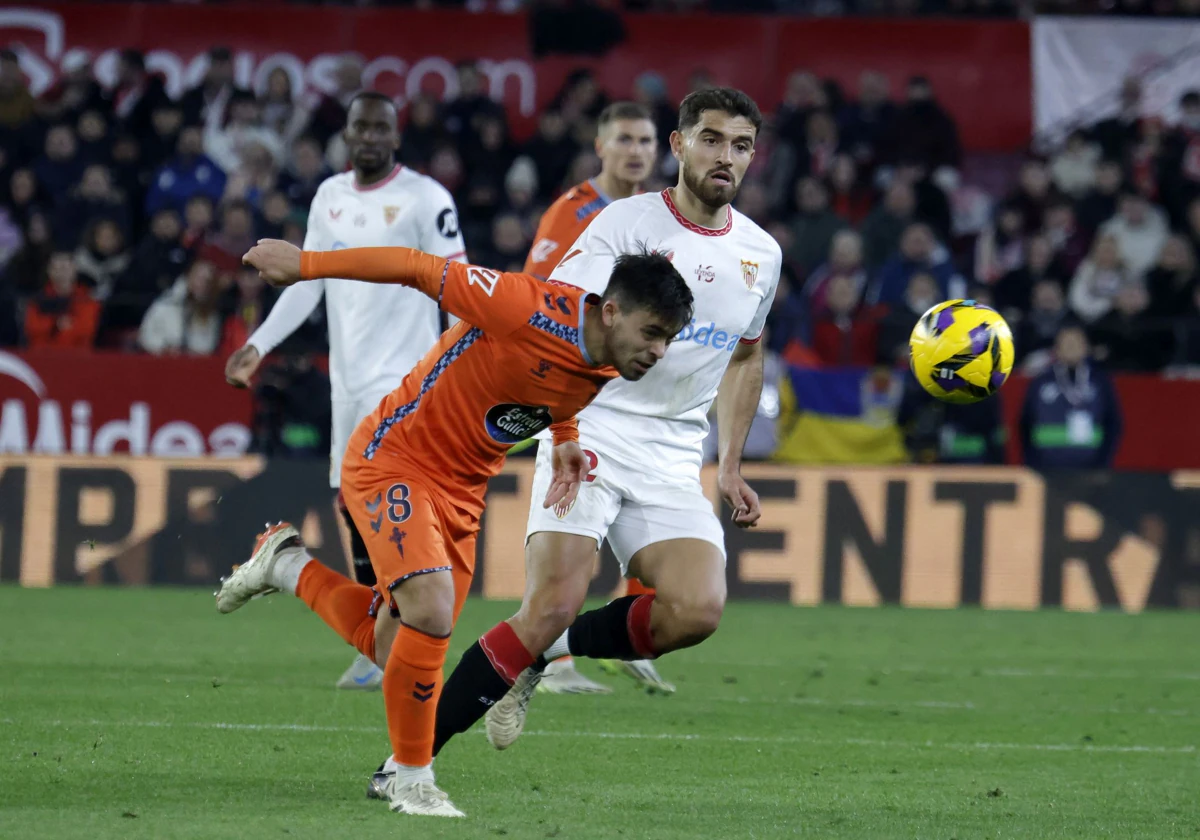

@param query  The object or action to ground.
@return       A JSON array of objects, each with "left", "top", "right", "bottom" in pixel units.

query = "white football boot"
[
  {"left": 214, "top": 522, "right": 302, "bottom": 614},
  {"left": 598, "top": 658, "right": 676, "bottom": 694},
  {"left": 336, "top": 653, "right": 384, "bottom": 691},
  {"left": 485, "top": 666, "right": 541, "bottom": 750},
  {"left": 536, "top": 657, "right": 612, "bottom": 695},
  {"left": 380, "top": 776, "right": 465, "bottom": 818}
]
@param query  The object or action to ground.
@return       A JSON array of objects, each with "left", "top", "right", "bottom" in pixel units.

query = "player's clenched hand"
[
  {"left": 224, "top": 344, "right": 262, "bottom": 388},
  {"left": 544, "top": 441, "right": 591, "bottom": 513},
  {"left": 718, "top": 470, "right": 761, "bottom": 528},
  {"left": 243, "top": 239, "right": 302, "bottom": 287}
]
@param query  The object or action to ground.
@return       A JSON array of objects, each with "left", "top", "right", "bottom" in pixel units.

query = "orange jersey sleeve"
[
  {"left": 524, "top": 181, "right": 609, "bottom": 279},
  {"left": 301, "top": 246, "right": 540, "bottom": 337},
  {"left": 343, "top": 281, "right": 616, "bottom": 517}
]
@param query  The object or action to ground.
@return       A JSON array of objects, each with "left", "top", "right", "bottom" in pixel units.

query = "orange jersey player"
[
  {"left": 524, "top": 101, "right": 658, "bottom": 279},
  {"left": 216, "top": 238, "right": 692, "bottom": 819}
]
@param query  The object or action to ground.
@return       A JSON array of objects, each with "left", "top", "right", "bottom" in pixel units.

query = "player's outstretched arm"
[{"left": 244, "top": 240, "right": 545, "bottom": 337}]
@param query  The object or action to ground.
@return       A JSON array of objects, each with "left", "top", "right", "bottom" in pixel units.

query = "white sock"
[
  {"left": 271, "top": 547, "right": 311, "bottom": 595},
  {"left": 543, "top": 630, "right": 571, "bottom": 662},
  {"left": 384, "top": 756, "right": 434, "bottom": 785}
]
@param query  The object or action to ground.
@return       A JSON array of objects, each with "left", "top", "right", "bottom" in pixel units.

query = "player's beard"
[{"left": 680, "top": 160, "right": 739, "bottom": 210}]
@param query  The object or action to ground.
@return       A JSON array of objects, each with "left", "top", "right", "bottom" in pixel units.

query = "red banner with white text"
[
  {"left": 0, "top": 347, "right": 1197, "bottom": 469},
  {"left": 0, "top": 350, "right": 253, "bottom": 457},
  {"left": 0, "top": 5, "right": 1031, "bottom": 151}
]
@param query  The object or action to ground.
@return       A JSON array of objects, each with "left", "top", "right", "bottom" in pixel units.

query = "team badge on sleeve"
[
  {"left": 384, "top": 206, "right": 400, "bottom": 225},
  {"left": 740, "top": 260, "right": 759, "bottom": 288}
]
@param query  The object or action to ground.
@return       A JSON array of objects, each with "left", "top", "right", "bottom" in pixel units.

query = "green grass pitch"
[{"left": 1, "top": 586, "right": 1197, "bottom": 839}]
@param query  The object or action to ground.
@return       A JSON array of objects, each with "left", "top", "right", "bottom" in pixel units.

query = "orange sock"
[
  {"left": 385, "top": 623, "right": 451, "bottom": 767},
  {"left": 296, "top": 560, "right": 378, "bottom": 661},
  {"left": 625, "top": 577, "right": 656, "bottom": 598}
]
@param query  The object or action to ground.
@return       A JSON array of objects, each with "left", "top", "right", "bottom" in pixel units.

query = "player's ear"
[
  {"left": 668, "top": 130, "right": 683, "bottom": 160},
  {"left": 600, "top": 297, "right": 620, "bottom": 327}
]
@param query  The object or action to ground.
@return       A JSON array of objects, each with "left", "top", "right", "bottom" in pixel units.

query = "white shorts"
[
  {"left": 330, "top": 391, "right": 392, "bottom": 488},
  {"left": 525, "top": 439, "right": 726, "bottom": 576}
]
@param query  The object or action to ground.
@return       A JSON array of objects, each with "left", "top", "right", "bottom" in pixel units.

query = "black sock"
[
  {"left": 339, "top": 505, "right": 376, "bottom": 587},
  {"left": 432, "top": 641, "right": 511, "bottom": 756},
  {"left": 566, "top": 595, "right": 641, "bottom": 660}
]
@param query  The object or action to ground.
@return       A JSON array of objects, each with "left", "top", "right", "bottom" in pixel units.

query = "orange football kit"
[{"left": 291, "top": 246, "right": 615, "bottom": 768}]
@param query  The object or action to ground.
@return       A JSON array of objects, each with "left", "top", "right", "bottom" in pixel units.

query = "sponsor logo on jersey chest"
[{"left": 485, "top": 403, "right": 553, "bottom": 444}]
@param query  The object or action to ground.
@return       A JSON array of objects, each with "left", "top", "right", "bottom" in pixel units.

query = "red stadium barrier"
[
  {"left": 0, "top": 350, "right": 253, "bottom": 457},
  {"left": 1000, "top": 374, "right": 1200, "bottom": 471},
  {"left": 2, "top": 4, "right": 1030, "bottom": 150},
  {"left": 1, "top": 347, "right": 1196, "bottom": 469}
]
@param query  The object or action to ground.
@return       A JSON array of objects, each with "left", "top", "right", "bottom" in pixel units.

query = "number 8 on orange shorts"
[{"left": 341, "top": 466, "right": 478, "bottom": 622}]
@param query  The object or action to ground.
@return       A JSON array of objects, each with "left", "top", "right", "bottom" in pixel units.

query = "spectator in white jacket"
[
  {"left": 138, "top": 259, "right": 224, "bottom": 355},
  {"left": 1099, "top": 190, "right": 1169, "bottom": 281},
  {"left": 1050, "top": 130, "right": 1100, "bottom": 199},
  {"left": 1069, "top": 232, "right": 1130, "bottom": 323},
  {"left": 203, "top": 89, "right": 285, "bottom": 174}
]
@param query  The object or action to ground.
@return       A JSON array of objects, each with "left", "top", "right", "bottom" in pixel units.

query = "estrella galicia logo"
[
  {"left": 437, "top": 207, "right": 459, "bottom": 238},
  {"left": 485, "top": 403, "right": 553, "bottom": 444}
]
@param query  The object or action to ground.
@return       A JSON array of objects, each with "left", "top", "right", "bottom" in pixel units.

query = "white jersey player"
[
  {"left": 423, "top": 88, "right": 780, "bottom": 766},
  {"left": 224, "top": 92, "right": 465, "bottom": 691}
]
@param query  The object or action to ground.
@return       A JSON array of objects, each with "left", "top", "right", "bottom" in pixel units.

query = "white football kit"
[
  {"left": 247, "top": 164, "right": 467, "bottom": 487},
  {"left": 526, "top": 190, "right": 781, "bottom": 572}
]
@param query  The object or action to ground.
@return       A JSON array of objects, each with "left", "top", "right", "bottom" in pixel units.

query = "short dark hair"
[
  {"left": 602, "top": 249, "right": 694, "bottom": 331},
  {"left": 597, "top": 101, "right": 651, "bottom": 129},
  {"left": 348, "top": 91, "right": 397, "bottom": 111},
  {"left": 677, "top": 87, "right": 762, "bottom": 136}
]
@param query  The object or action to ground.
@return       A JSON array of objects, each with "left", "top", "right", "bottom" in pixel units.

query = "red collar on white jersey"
[
  {"left": 660, "top": 189, "right": 733, "bottom": 237},
  {"left": 353, "top": 164, "right": 403, "bottom": 192}
]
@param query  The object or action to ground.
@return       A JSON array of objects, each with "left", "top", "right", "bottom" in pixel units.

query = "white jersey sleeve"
[
  {"left": 246, "top": 188, "right": 328, "bottom": 356},
  {"left": 416, "top": 182, "right": 467, "bottom": 262},
  {"left": 739, "top": 242, "right": 782, "bottom": 344}
]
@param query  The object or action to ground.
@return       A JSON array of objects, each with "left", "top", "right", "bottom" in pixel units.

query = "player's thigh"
[
  {"left": 341, "top": 469, "right": 457, "bottom": 634},
  {"left": 610, "top": 486, "right": 728, "bottom": 609},
  {"left": 524, "top": 440, "right": 621, "bottom": 608},
  {"left": 520, "top": 531, "right": 598, "bottom": 620}
]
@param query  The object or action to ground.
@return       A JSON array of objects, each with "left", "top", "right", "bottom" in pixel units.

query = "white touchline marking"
[
  {"left": 2, "top": 718, "right": 1195, "bottom": 755},
  {"left": 703, "top": 661, "right": 1200, "bottom": 681}
]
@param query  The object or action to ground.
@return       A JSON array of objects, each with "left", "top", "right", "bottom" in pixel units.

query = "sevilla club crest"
[
  {"left": 740, "top": 260, "right": 759, "bottom": 288},
  {"left": 383, "top": 206, "right": 400, "bottom": 225}
]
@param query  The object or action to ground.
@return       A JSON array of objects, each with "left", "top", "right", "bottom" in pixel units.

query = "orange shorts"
[{"left": 340, "top": 464, "right": 477, "bottom": 622}]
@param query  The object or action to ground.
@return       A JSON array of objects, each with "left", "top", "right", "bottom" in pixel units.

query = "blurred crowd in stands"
[
  {"left": 1, "top": 22, "right": 1198, "bottom": 464},
  {"left": 3, "top": 42, "right": 1199, "bottom": 374}
]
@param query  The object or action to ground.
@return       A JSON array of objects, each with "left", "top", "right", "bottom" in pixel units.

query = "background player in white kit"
[
  {"left": 224, "top": 92, "right": 466, "bottom": 691},
  {"left": 424, "top": 88, "right": 779, "bottom": 762}
]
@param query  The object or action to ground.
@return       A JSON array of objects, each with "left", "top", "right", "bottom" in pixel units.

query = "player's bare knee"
[
  {"left": 374, "top": 610, "right": 402, "bottom": 668},
  {"left": 659, "top": 594, "right": 725, "bottom": 648},
  {"left": 391, "top": 571, "right": 455, "bottom": 638},
  {"left": 514, "top": 584, "right": 586, "bottom": 653}
]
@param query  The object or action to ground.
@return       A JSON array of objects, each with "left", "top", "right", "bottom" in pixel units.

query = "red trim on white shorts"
[
  {"left": 660, "top": 189, "right": 733, "bottom": 237},
  {"left": 739, "top": 334, "right": 762, "bottom": 345}
]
